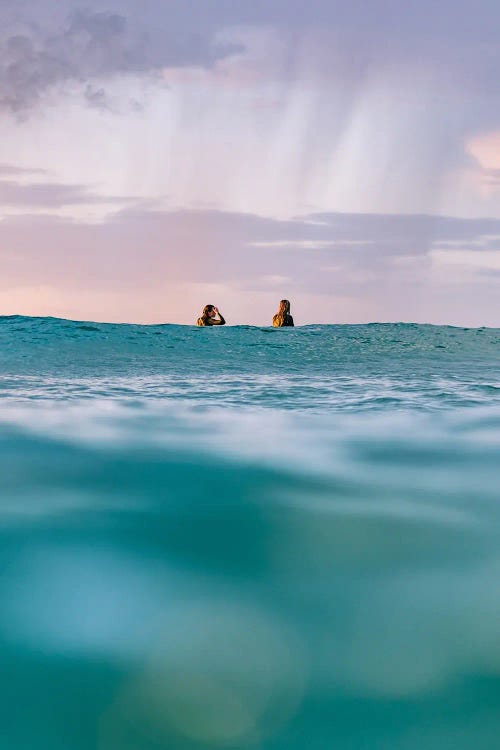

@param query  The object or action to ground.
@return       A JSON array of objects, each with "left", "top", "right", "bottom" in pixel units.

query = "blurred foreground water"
[{"left": 1, "top": 316, "right": 500, "bottom": 749}]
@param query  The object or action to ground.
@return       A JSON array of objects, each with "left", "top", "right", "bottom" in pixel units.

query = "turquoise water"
[{"left": 1, "top": 315, "right": 500, "bottom": 749}]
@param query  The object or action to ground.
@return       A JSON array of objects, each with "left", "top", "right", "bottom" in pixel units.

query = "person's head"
[
  {"left": 202, "top": 304, "right": 216, "bottom": 321},
  {"left": 278, "top": 299, "right": 291, "bottom": 315}
]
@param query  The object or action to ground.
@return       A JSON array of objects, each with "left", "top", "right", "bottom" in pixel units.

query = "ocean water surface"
[{"left": 1, "top": 315, "right": 500, "bottom": 749}]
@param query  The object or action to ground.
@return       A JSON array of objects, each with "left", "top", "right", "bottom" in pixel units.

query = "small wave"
[{"left": 0, "top": 318, "right": 499, "bottom": 410}]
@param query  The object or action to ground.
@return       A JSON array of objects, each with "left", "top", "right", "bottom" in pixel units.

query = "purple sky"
[{"left": 0, "top": 0, "right": 499, "bottom": 325}]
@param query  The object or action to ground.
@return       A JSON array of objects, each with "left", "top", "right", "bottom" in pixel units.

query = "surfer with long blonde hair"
[{"left": 272, "top": 299, "right": 294, "bottom": 327}]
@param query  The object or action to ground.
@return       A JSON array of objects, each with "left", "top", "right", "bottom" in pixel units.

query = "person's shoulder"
[
  {"left": 197, "top": 318, "right": 205, "bottom": 326},
  {"left": 287, "top": 315, "right": 294, "bottom": 325}
]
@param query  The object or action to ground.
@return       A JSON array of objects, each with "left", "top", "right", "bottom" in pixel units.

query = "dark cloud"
[
  {"left": 112, "top": 0, "right": 500, "bottom": 95},
  {"left": 84, "top": 83, "right": 111, "bottom": 111},
  {"left": 97, "top": 0, "right": 499, "bottom": 41},
  {"left": 295, "top": 212, "right": 500, "bottom": 248},
  {"left": 1, "top": 205, "right": 499, "bottom": 289},
  {"left": 0, "top": 0, "right": 498, "bottom": 116},
  {"left": 0, "top": 11, "right": 141, "bottom": 113},
  {"left": 0, "top": 164, "right": 47, "bottom": 176},
  {"left": 0, "top": 178, "right": 138, "bottom": 207},
  {"left": 0, "top": 7, "right": 242, "bottom": 114}
]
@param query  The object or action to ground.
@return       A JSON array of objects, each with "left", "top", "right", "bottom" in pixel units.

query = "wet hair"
[
  {"left": 198, "top": 304, "right": 215, "bottom": 326},
  {"left": 273, "top": 299, "right": 291, "bottom": 327}
]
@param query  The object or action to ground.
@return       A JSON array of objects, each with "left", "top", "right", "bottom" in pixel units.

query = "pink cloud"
[{"left": 1, "top": 207, "right": 500, "bottom": 326}]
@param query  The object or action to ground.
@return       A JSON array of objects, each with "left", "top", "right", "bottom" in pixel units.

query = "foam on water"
[{"left": 1, "top": 316, "right": 500, "bottom": 749}]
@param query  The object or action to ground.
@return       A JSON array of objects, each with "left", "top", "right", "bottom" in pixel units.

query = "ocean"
[{"left": 1, "top": 315, "right": 500, "bottom": 750}]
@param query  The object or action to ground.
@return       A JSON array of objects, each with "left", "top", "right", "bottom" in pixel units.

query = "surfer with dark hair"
[
  {"left": 272, "top": 299, "right": 294, "bottom": 327},
  {"left": 197, "top": 305, "right": 226, "bottom": 326}
]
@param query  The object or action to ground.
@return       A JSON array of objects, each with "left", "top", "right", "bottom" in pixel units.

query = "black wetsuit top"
[
  {"left": 197, "top": 314, "right": 226, "bottom": 326},
  {"left": 272, "top": 314, "right": 294, "bottom": 327}
]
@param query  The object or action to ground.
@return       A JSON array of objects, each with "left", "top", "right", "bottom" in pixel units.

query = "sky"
[{"left": 0, "top": 0, "right": 499, "bottom": 326}]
